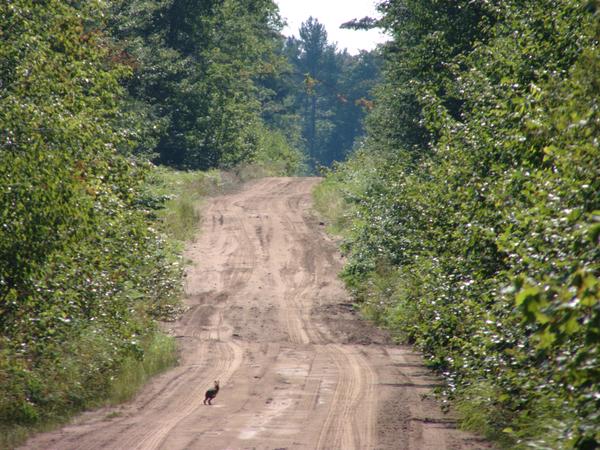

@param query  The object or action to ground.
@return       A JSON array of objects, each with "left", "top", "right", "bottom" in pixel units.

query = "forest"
[{"left": 1, "top": 0, "right": 599, "bottom": 449}]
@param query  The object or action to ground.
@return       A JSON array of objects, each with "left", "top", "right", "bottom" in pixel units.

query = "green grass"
[
  {"left": 455, "top": 381, "right": 572, "bottom": 449},
  {"left": 312, "top": 176, "right": 352, "bottom": 235},
  {"left": 0, "top": 332, "right": 177, "bottom": 450},
  {"left": 143, "top": 166, "right": 271, "bottom": 242},
  {"left": 146, "top": 163, "right": 307, "bottom": 243},
  {"left": 0, "top": 425, "right": 28, "bottom": 450},
  {"left": 142, "top": 167, "right": 224, "bottom": 242},
  {"left": 109, "top": 333, "right": 178, "bottom": 404},
  {"left": 455, "top": 382, "right": 513, "bottom": 446}
]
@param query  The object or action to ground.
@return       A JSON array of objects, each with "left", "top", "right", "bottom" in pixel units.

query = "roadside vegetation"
[
  {"left": 4, "top": 0, "right": 597, "bottom": 448},
  {"left": 0, "top": 1, "right": 305, "bottom": 448},
  {"left": 315, "top": 1, "right": 599, "bottom": 448}
]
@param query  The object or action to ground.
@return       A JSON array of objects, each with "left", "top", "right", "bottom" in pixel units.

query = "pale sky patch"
[{"left": 275, "top": 0, "right": 389, "bottom": 54}]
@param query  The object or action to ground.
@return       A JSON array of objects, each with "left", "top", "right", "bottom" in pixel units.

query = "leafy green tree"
[
  {"left": 321, "top": 0, "right": 600, "bottom": 447},
  {"left": 110, "top": 0, "right": 294, "bottom": 170},
  {"left": 1, "top": 0, "right": 180, "bottom": 428}
]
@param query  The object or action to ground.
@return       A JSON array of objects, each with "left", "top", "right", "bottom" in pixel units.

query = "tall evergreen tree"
[
  {"left": 297, "top": 17, "right": 329, "bottom": 161},
  {"left": 283, "top": 18, "right": 381, "bottom": 168}
]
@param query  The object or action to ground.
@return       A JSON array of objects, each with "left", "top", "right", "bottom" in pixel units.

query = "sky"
[{"left": 275, "top": 0, "right": 389, "bottom": 54}]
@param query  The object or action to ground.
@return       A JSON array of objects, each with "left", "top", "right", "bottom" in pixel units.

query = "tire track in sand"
[
  {"left": 19, "top": 177, "right": 490, "bottom": 450},
  {"left": 128, "top": 342, "right": 243, "bottom": 450},
  {"left": 316, "top": 344, "right": 377, "bottom": 450}
]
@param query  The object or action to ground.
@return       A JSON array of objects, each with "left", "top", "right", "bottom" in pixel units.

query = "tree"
[
  {"left": 283, "top": 18, "right": 381, "bottom": 167},
  {"left": 322, "top": 0, "right": 600, "bottom": 446},
  {"left": 297, "top": 17, "right": 329, "bottom": 161},
  {"left": 110, "top": 0, "right": 289, "bottom": 169},
  {"left": 1, "top": 0, "right": 180, "bottom": 426}
]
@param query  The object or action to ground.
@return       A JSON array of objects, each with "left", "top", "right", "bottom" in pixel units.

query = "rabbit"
[{"left": 203, "top": 380, "right": 220, "bottom": 405}]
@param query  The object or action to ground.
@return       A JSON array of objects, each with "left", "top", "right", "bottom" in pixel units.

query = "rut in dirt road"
[{"left": 20, "top": 177, "right": 491, "bottom": 450}]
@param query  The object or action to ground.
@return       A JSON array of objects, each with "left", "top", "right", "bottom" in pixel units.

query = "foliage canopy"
[{"left": 317, "top": 0, "right": 600, "bottom": 447}]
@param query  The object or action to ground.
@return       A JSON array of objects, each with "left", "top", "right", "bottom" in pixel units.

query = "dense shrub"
[
  {"left": 316, "top": 0, "right": 600, "bottom": 447},
  {"left": 0, "top": 4, "right": 307, "bottom": 445},
  {"left": 0, "top": 0, "right": 181, "bottom": 436}
]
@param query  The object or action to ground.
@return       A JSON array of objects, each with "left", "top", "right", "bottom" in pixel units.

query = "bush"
[
  {"left": 0, "top": 3, "right": 182, "bottom": 446},
  {"left": 318, "top": 1, "right": 600, "bottom": 447}
]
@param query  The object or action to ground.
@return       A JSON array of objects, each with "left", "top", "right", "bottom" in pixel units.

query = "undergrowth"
[
  {"left": 108, "top": 332, "right": 177, "bottom": 404},
  {"left": 312, "top": 2, "right": 599, "bottom": 448},
  {"left": 0, "top": 166, "right": 206, "bottom": 450},
  {"left": 1, "top": 160, "right": 306, "bottom": 450},
  {"left": 312, "top": 174, "right": 352, "bottom": 235},
  {"left": 316, "top": 171, "right": 598, "bottom": 448}
]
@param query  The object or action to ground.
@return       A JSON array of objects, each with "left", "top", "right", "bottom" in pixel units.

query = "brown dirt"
[{"left": 19, "top": 177, "right": 492, "bottom": 450}]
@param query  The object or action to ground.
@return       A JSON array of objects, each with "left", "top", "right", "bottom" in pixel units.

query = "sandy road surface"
[{"left": 21, "top": 177, "right": 491, "bottom": 450}]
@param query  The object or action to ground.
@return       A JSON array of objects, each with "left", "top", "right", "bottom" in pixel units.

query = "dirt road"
[{"left": 21, "top": 177, "right": 490, "bottom": 450}]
